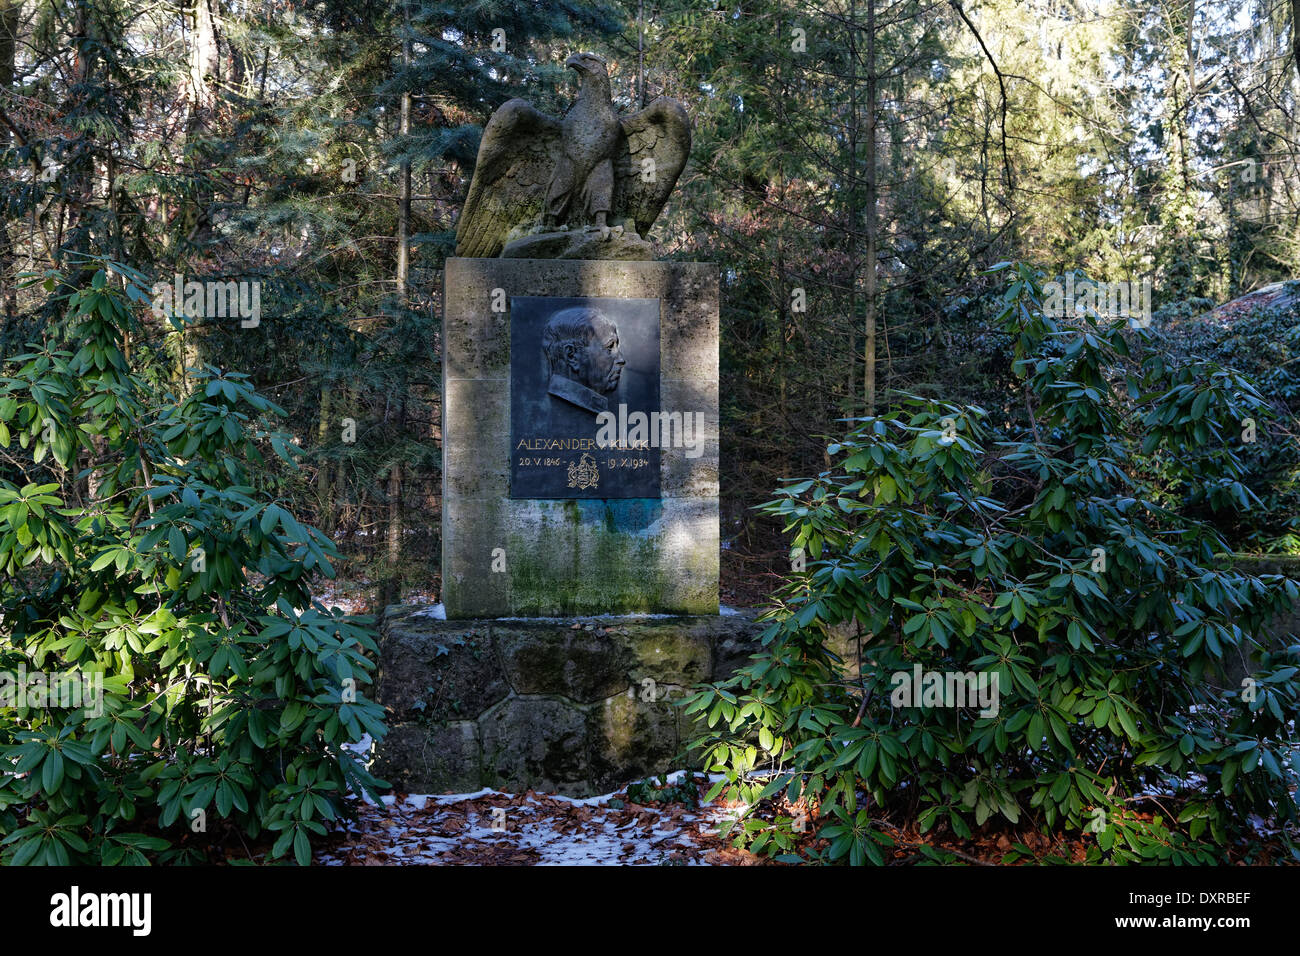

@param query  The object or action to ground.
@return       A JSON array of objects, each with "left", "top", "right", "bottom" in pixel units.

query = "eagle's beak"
[{"left": 565, "top": 53, "right": 584, "bottom": 72}]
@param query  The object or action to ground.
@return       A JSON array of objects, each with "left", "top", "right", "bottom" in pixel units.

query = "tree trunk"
[
  {"left": 336, "top": 384, "right": 351, "bottom": 533},
  {"left": 380, "top": 460, "right": 403, "bottom": 609},
  {"left": 60, "top": 1, "right": 93, "bottom": 272},
  {"left": 183, "top": 0, "right": 220, "bottom": 245},
  {"left": 864, "top": 0, "right": 878, "bottom": 415},
  {"left": 380, "top": 4, "right": 413, "bottom": 611},
  {"left": 1293, "top": 0, "right": 1300, "bottom": 87},
  {"left": 0, "top": 0, "right": 19, "bottom": 319},
  {"left": 189, "top": 0, "right": 220, "bottom": 118},
  {"left": 0, "top": 0, "right": 17, "bottom": 91},
  {"left": 847, "top": 0, "right": 858, "bottom": 417},
  {"left": 396, "top": 6, "right": 411, "bottom": 300},
  {"left": 316, "top": 385, "right": 334, "bottom": 532}
]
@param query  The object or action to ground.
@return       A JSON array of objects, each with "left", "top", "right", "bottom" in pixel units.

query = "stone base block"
[{"left": 370, "top": 604, "right": 764, "bottom": 796}]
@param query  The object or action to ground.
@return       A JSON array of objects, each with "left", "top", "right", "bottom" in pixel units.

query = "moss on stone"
[{"left": 504, "top": 500, "right": 672, "bottom": 615}]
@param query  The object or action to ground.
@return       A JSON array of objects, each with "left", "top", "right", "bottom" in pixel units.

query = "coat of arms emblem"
[{"left": 567, "top": 452, "right": 600, "bottom": 490}]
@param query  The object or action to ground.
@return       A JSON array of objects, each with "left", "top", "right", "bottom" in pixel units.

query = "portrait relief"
[
  {"left": 510, "top": 296, "right": 661, "bottom": 499},
  {"left": 541, "top": 306, "right": 626, "bottom": 415}
]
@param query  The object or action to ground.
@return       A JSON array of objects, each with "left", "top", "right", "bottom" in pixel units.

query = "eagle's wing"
[
  {"left": 612, "top": 97, "right": 691, "bottom": 238},
  {"left": 454, "top": 99, "right": 561, "bottom": 257}
]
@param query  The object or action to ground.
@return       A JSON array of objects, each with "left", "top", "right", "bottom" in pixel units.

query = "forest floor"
[
  {"left": 312, "top": 775, "right": 1298, "bottom": 866},
  {"left": 314, "top": 773, "right": 755, "bottom": 866},
  {"left": 314, "top": 780, "right": 1000, "bottom": 867}
]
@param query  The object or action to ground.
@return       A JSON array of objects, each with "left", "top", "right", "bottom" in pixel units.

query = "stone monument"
[
  {"left": 443, "top": 50, "right": 715, "bottom": 617},
  {"left": 374, "top": 53, "right": 759, "bottom": 795}
]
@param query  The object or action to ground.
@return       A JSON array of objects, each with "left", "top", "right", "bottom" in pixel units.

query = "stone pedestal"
[
  {"left": 441, "top": 257, "right": 719, "bottom": 618},
  {"left": 372, "top": 605, "right": 763, "bottom": 796}
]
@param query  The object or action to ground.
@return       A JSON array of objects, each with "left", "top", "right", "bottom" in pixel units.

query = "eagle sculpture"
[{"left": 454, "top": 52, "right": 691, "bottom": 258}]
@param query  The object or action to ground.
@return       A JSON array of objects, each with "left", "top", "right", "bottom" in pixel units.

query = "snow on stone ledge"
[{"left": 407, "top": 602, "right": 750, "bottom": 621}]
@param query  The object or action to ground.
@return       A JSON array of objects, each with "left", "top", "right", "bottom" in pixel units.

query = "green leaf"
[
  {"left": 42, "top": 750, "right": 65, "bottom": 792},
  {"left": 168, "top": 526, "right": 187, "bottom": 563}
]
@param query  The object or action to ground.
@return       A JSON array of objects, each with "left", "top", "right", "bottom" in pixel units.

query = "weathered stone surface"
[
  {"left": 371, "top": 607, "right": 765, "bottom": 796},
  {"left": 494, "top": 623, "right": 632, "bottom": 702},
  {"left": 588, "top": 692, "right": 680, "bottom": 792},
  {"left": 654, "top": 497, "right": 720, "bottom": 615},
  {"left": 503, "top": 499, "right": 667, "bottom": 616},
  {"left": 443, "top": 378, "right": 509, "bottom": 499},
  {"left": 614, "top": 620, "right": 713, "bottom": 685},
  {"left": 442, "top": 257, "right": 719, "bottom": 618},
  {"left": 824, "top": 619, "right": 872, "bottom": 682},
  {"left": 659, "top": 269, "right": 719, "bottom": 386},
  {"left": 373, "top": 720, "right": 481, "bottom": 794},
  {"left": 378, "top": 612, "right": 507, "bottom": 722},
  {"left": 660, "top": 376, "right": 719, "bottom": 499},
  {"left": 478, "top": 696, "right": 590, "bottom": 793},
  {"left": 443, "top": 258, "right": 511, "bottom": 381},
  {"left": 711, "top": 609, "right": 767, "bottom": 676},
  {"left": 440, "top": 497, "right": 508, "bottom": 619},
  {"left": 502, "top": 228, "right": 654, "bottom": 261}
]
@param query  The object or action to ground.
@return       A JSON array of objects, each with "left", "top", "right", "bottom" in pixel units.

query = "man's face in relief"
[{"left": 575, "top": 314, "right": 625, "bottom": 393}]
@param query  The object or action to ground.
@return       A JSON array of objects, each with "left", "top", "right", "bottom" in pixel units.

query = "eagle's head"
[{"left": 565, "top": 52, "right": 608, "bottom": 77}]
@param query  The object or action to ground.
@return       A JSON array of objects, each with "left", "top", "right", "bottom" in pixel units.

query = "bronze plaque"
[{"left": 509, "top": 295, "right": 661, "bottom": 499}]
